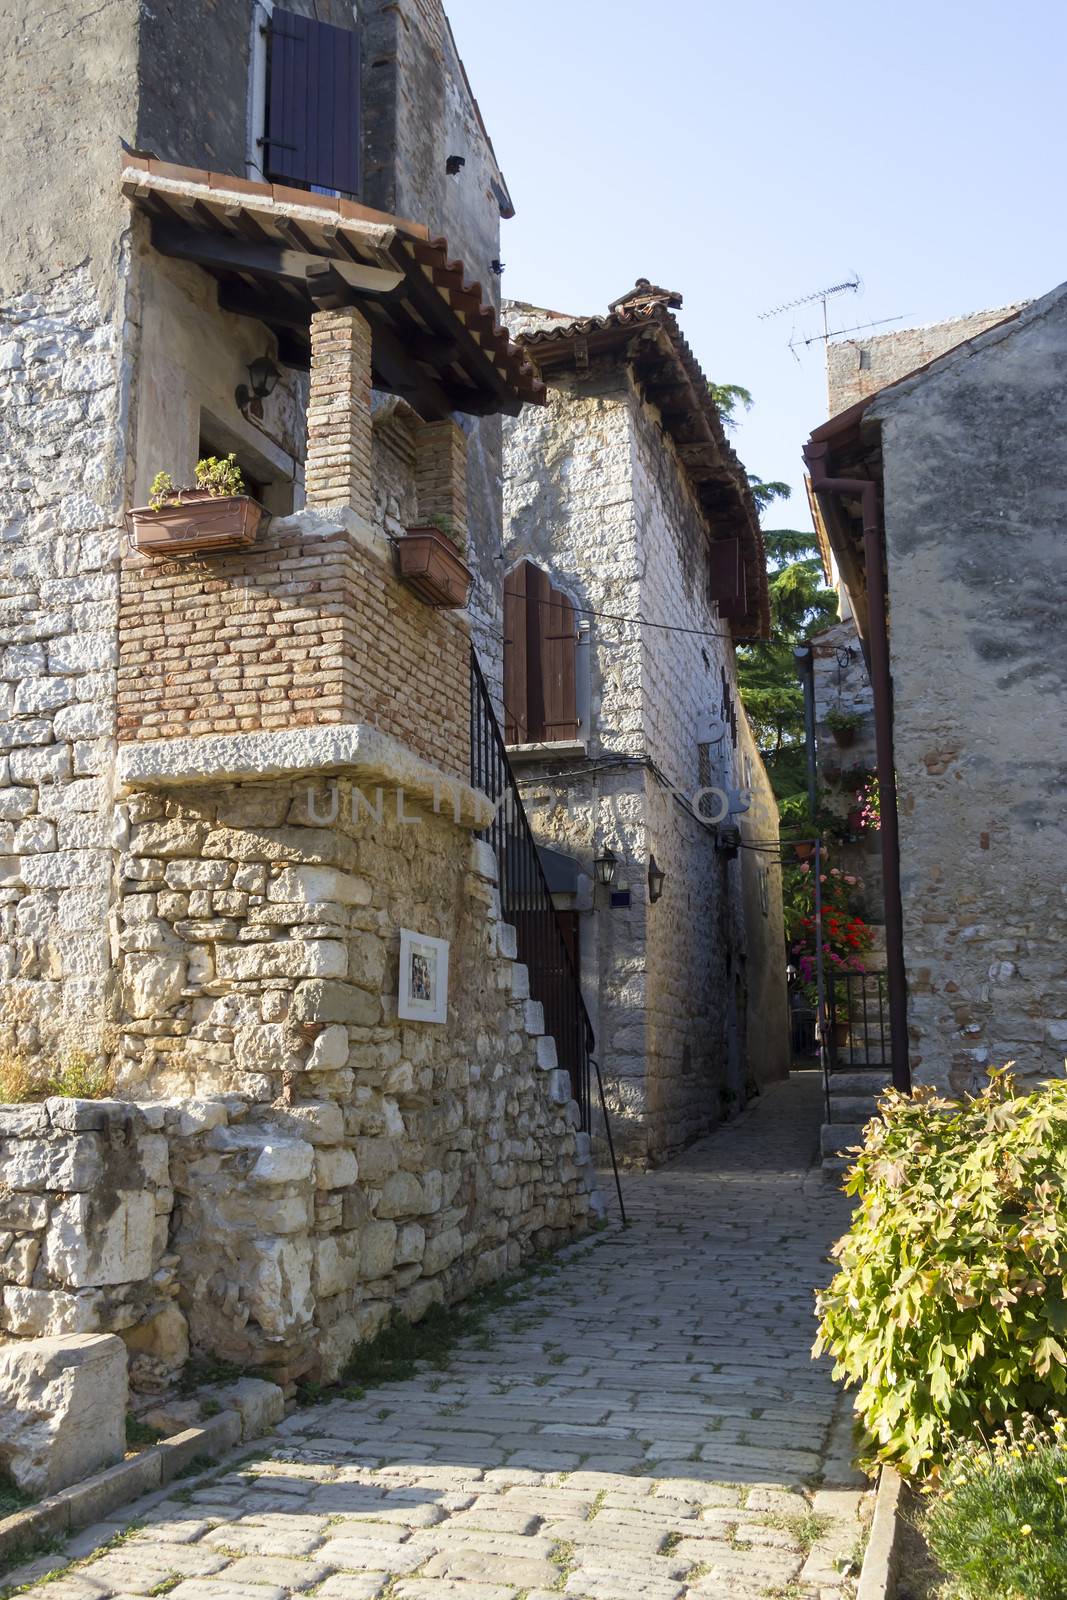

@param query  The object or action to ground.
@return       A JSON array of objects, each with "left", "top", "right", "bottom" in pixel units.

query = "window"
[
  {"left": 503, "top": 561, "right": 579, "bottom": 745},
  {"left": 262, "top": 9, "right": 362, "bottom": 200}
]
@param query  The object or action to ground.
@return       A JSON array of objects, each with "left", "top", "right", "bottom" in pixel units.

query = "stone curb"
[
  {"left": 856, "top": 1465, "right": 905, "bottom": 1600},
  {"left": 0, "top": 1409, "right": 241, "bottom": 1570}
]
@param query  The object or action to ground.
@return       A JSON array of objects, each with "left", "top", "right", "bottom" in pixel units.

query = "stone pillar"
[
  {"left": 415, "top": 418, "right": 468, "bottom": 550},
  {"left": 305, "top": 307, "right": 374, "bottom": 521}
]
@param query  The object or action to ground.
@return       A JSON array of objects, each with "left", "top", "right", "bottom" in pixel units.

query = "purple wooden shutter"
[{"left": 266, "top": 10, "right": 362, "bottom": 198}]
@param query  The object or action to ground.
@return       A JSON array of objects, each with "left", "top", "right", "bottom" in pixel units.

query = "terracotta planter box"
[
  {"left": 128, "top": 493, "right": 263, "bottom": 556},
  {"left": 396, "top": 526, "right": 472, "bottom": 608}
]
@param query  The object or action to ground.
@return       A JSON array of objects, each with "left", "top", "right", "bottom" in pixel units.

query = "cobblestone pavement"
[{"left": 8, "top": 1072, "right": 868, "bottom": 1600}]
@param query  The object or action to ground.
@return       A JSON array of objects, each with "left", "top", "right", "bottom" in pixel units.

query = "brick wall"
[
  {"left": 117, "top": 518, "right": 471, "bottom": 780},
  {"left": 118, "top": 304, "right": 472, "bottom": 782}
]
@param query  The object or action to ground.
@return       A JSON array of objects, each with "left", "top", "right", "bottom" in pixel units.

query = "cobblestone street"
[{"left": 6, "top": 1073, "right": 867, "bottom": 1600}]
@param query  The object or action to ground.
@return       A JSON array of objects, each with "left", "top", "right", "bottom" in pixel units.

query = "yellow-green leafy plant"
[
  {"left": 148, "top": 454, "right": 245, "bottom": 509},
  {"left": 814, "top": 1068, "right": 1067, "bottom": 1476},
  {"left": 0, "top": 1048, "right": 114, "bottom": 1104},
  {"left": 924, "top": 1413, "right": 1067, "bottom": 1599}
]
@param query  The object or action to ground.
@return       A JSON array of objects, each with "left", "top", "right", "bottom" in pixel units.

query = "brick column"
[
  {"left": 305, "top": 307, "right": 374, "bottom": 521},
  {"left": 415, "top": 419, "right": 468, "bottom": 550}
]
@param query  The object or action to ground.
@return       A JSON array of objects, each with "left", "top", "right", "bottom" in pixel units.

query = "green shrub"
[
  {"left": 924, "top": 1414, "right": 1067, "bottom": 1599},
  {"left": 814, "top": 1069, "right": 1067, "bottom": 1475}
]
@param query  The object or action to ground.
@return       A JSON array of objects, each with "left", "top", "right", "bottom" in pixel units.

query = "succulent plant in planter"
[{"left": 129, "top": 454, "right": 264, "bottom": 555}]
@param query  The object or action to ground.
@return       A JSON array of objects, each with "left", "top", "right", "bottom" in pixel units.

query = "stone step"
[
  {"left": 826, "top": 1071, "right": 891, "bottom": 1096},
  {"left": 820, "top": 1122, "right": 866, "bottom": 1158},
  {"left": 825, "top": 1095, "right": 882, "bottom": 1124},
  {"left": 822, "top": 1155, "right": 851, "bottom": 1184}
]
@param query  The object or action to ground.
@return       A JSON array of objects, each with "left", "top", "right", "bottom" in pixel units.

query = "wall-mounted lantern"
[
  {"left": 647, "top": 854, "right": 665, "bottom": 904},
  {"left": 593, "top": 845, "right": 618, "bottom": 888},
  {"left": 236, "top": 353, "right": 280, "bottom": 416}
]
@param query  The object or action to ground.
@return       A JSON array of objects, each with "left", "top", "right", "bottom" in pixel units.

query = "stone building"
[
  {"left": 801, "top": 310, "right": 1029, "bottom": 945},
  {"left": 805, "top": 285, "right": 1067, "bottom": 1096},
  {"left": 0, "top": 0, "right": 600, "bottom": 1386},
  {"left": 499, "top": 285, "right": 790, "bottom": 1166}
]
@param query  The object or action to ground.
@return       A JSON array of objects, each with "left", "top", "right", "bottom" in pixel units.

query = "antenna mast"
[{"left": 759, "top": 274, "right": 861, "bottom": 336}]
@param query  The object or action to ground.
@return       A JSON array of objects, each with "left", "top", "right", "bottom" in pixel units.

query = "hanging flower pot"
[
  {"left": 396, "top": 525, "right": 473, "bottom": 608},
  {"left": 793, "top": 842, "right": 814, "bottom": 861},
  {"left": 128, "top": 490, "right": 263, "bottom": 555},
  {"left": 847, "top": 807, "right": 864, "bottom": 835},
  {"left": 127, "top": 455, "right": 263, "bottom": 556},
  {"left": 826, "top": 706, "right": 863, "bottom": 748}
]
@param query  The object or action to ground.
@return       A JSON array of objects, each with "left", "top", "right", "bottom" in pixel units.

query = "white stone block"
[
  {"left": 267, "top": 866, "right": 372, "bottom": 906},
  {"left": 215, "top": 940, "right": 348, "bottom": 981},
  {"left": 470, "top": 839, "right": 498, "bottom": 883},
  {"left": 248, "top": 1236, "right": 313, "bottom": 1336},
  {"left": 0, "top": 1332, "right": 126, "bottom": 1493},
  {"left": 251, "top": 1139, "right": 315, "bottom": 1185},
  {"left": 176, "top": 1098, "right": 229, "bottom": 1138},
  {"left": 360, "top": 1219, "right": 398, "bottom": 1278},
  {"left": 523, "top": 999, "right": 545, "bottom": 1036},
  {"left": 307, "top": 1024, "right": 349, "bottom": 1072},
  {"left": 535, "top": 1034, "right": 558, "bottom": 1071},
  {"left": 206, "top": 1376, "right": 285, "bottom": 1440},
  {"left": 377, "top": 1169, "right": 423, "bottom": 1218},
  {"left": 422, "top": 1225, "right": 463, "bottom": 1276},
  {"left": 122, "top": 953, "right": 187, "bottom": 1019},
  {"left": 547, "top": 1069, "right": 573, "bottom": 1106},
  {"left": 42, "top": 1190, "right": 156, "bottom": 1287},
  {"left": 314, "top": 1146, "right": 358, "bottom": 1189},
  {"left": 0, "top": 1135, "right": 103, "bottom": 1192},
  {"left": 497, "top": 922, "right": 518, "bottom": 960}
]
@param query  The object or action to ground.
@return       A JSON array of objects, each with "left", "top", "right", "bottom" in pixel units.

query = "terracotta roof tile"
[{"left": 518, "top": 294, "right": 770, "bottom": 638}]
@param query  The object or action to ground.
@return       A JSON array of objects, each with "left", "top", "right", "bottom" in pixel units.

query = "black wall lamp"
[
  {"left": 647, "top": 854, "right": 666, "bottom": 903},
  {"left": 236, "top": 354, "right": 280, "bottom": 416},
  {"left": 593, "top": 845, "right": 618, "bottom": 888}
]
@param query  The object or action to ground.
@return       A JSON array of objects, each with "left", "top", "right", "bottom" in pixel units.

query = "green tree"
[{"left": 709, "top": 380, "right": 838, "bottom": 811}]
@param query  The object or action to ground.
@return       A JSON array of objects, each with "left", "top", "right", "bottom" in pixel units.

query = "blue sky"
[{"left": 448, "top": 0, "right": 1067, "bottom": 526}]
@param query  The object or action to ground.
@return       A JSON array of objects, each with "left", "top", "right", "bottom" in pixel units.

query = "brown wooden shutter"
[
  {"left": 503, "top": 562, "right": 528, "bottom": 744},
  {"left": 265, "top": 11, "right": 362, "bottom": 199},
  {"left": 503, "top": 561, "right": 579, "bottom": 744},
  {"left": 539, "top": 575, "right": 579, "bottom": 742}
]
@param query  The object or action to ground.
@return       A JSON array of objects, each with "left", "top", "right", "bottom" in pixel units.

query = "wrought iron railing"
[
  {"left": 826, "top": 968, "right": 891, "bottom": 1073},
  {"left": 469, "top": 648, "right": 594, "bottom": 1129}
]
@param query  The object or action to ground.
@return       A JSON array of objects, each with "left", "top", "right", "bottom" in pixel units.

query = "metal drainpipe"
[{"left": 803, "top": 441, "right": 911, "bottom": 1093}]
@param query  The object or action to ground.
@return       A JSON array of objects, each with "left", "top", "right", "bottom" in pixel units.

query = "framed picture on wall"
[{"left": 397, "top": 929, "right": 450, "bottom": 1024}]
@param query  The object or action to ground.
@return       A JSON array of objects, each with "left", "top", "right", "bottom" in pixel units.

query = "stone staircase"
[{"left": 820, "top": 1069, "right": 891, "bottom": 1182}]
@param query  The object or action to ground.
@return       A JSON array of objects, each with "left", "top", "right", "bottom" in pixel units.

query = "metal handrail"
[{"left": 469, "top": 647, "right": 625, "bottom": 1223}]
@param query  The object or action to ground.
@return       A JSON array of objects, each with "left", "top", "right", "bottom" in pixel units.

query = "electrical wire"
[{"left": 500, "top": 588, "right": 767, "bottom": 646}]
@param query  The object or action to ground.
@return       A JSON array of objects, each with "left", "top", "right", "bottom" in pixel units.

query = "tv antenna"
[
  {"left": 759, "top": 273, "right": 862, "bottom": 340},
  {"left": 787, "top": 312, "right": 911, "bottom": 359}
]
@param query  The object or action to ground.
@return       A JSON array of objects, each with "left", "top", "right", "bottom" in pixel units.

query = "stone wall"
[
  {"left": 868, "top": 287, "right": 1067, "bottom": 1092},
  {"left": 503, "top": 353, "right": 788, "bottom": 1164},
  {"left": 0, "top": 262, "right": 128, "bottom": 1062},
  {"left": 0, "top": 782, "right": 599, "bottom": 1384},
  {"left": 0, "top": 1099, "right": 173, "bottom": 1358}
]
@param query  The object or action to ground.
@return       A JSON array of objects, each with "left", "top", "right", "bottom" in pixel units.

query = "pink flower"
[{"left": 845, "top": 874, "right": 858, "bottom": 885}]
